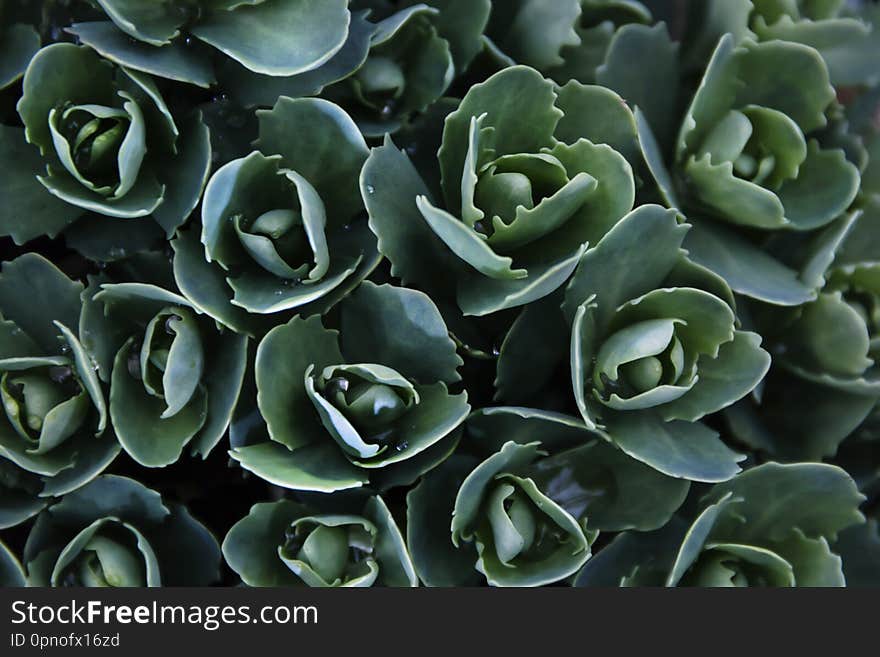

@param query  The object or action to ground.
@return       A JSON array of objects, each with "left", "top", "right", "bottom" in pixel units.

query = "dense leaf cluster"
[{"left": 0, "top": 0, "right": 878, "bottom": 587}]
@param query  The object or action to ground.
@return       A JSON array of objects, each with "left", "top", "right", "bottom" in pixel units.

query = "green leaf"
[
  {"left": 661, "top": 331, "right": 771, "bottom": 422},
  {"left": 753, "top": 15, "right": 880, "bottom": 86},
  {"left": 777, "top": 142, "right": 860, "bottom": 231},
  {"left": 495, "top": 0, "right": 581, "bottom": 70},
  {"left": 63, "top": 214, "right": 164, "bottom": 262},
  {"left": 604, "top": 410, "right": 745, "bottom": 482},
  {"left": 597, "top": 23, "right": 681, "bottom": 154},
  {"left": 152, "top": 112, "right": 212, "bottom": 236},
  {"left": 363, "top": 496, "right": 419, "bottom": 587},
  {"left": 256, "top": 97, "right": 368, "bottom": 221},
  {"left": 574, "top": 521, "right": 684, "bottom": 586},
  {"left": 466, "top": 406, "right": 598, "bottom": 456},
  {"left": 110, "top": 338, "right": 207, "bottom": 467},
  {"left": 340, "top": 281, "right": 462, "bottom": 384},
  {"left": 0, "top": 254, "right": 83, "bottom": 354},
  {"left": 170, "top": 227, "right": 265, "bottom": 337},
  {"left": 423, "top": 0, "right": 491, "bottom": 71},
  {"left": 684, "top": 154, "right": 787, "bottom": 229},
  {"left": 785, "top": 292, "right": 873, "bottom": 378},
  {"left": 149, "top": 502, "right": 221, "bottom": 586},
  {"left": 361, "top": 136, "right": 454, "bottom": 296},
  {"left": 0, "top": 539, "right": 26, "bottom": 586},
  {"left": 665, "top": 494, "right": 736, "bottom": 586},
  {"left": 67, "top": 21, "right": 216, "bottom": 87},
  {"left": 55, "top": 322, "right": 107, "bottom": 434},
  {"left": 255, "top": 316, "right": 342, "bottom": 450},
  {"left": 189, "top": 330, "right": 248, "bottom": 458},
  {"left": 221, "top": 9, "right": 375, "bottom": 106},
  {"left": 94, "top": 0, "right": 184, "bottom": 45},
  {"left": 191, "top": 0, "right": 350, "bottom": 76},
  {"left": 773, "top": 529, "right": 844, "bottom": 587},
  {"left": 530, "top": 440, "right": 690, "bottom": 532},
  {"left": 406, "top": 455, "right": 482, "bottom": 587},
  {"left": 230, "top": 442, "right": 368, "bottom": 493},
  {"left": 706, "top": 462, "right": 865, "bottom": 542},
  {"left": 0, "top": 126, "right": 82, "bottom": 244},
  {"left": 223, "top": 500, "right": 308, "bottom": 586},
  {"left": 415, "top": 196, "right": 527, "bottom": 280},
  {"left": 38, "top": 166, "right": 164, "bottom": 220},
  {"left": 494, "top": 295, "right": 567, "bottom": 403},
  {"left": 683, "top": 219, "right": 816, "bottom": 306},
  {"left": 563, "top": 204, "right": 688, "bottom": 325},
  {"left": 554, "top": 82, "right": 639, "bottom": 165},
  {"left": 457, "top": 244, "right": 585, "bottom": 316},
  {"left": 837, "top": 520, "right": 880, "bottom": 587},
  {"left": 635, "top": 108, "right": 680, "bottom": 208},
  {"left": 545, "top": 139, "right": 635, "bottom": 246},
  {"left": 0, "top": 24, "right": 40, "bottom": 89}
]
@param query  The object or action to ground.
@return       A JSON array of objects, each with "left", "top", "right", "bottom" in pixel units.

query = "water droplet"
[
  {"left": 379, "top": 102, "right": 395, "bottom": 120},
  {"left": 212, "top": 92, "right": 230, "bottom": 104},
  {"left": 184, "top": 36, "right": 194, "bottom": 46},
  {"left": 59, "top": 344, "right": 71, "bottom": 354},
  {"left": 365, "top": 184, "right": 375, "bottom": 195},
  {"left": 393, "top": 439, "right": 408, "bottom": 452},
  {"left": 274, "top": 289, "right": 284, "bottom": 296},
  {"left": 491, "top": 346, "right": 501, "bottom": 357}
]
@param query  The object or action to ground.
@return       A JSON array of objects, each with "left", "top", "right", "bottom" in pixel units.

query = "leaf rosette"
[
  {"left": 563, "top": 205, "right": 771, "bottom": 482},
  {"left": 407, "top": 441, "right": 590, "bottom": 587},
  {"left": 638, "top": 35, "right": 861, "bottom": 306},
  {"left": 223, "top": 495, "right": 417, "bottom": 587},
  {"left": 175, "top": 97, "right": 380, "bottom": 322},
  {"left": 407, "top": 407, "right": 691, "bottom": 586},
  {"left": 361, "top": 65, "right": 639, "bottom": 316},
  {"left": 231, "top": 282, "right": 468, "bottom": 492},
  {"left": 23, "top": 475, "right": 220, "bottom": 586},
  {"left": 576, "top": 462, "right": 866, "bottom": 586},
  {"left": 722, "top": 260, "right": 880, "bottom": 461},
  {"left": 735, "top": 0, "right": 880, "bottom": 87},
  {"left": 5, "top": 43, "right": 211, "bottom": 244},
  {"left": 325, "top": 3, "right": 456, "bottom": 135},
  {"left": 484, "top": 0, "right": 653, "bottom": 84},
  {"left": 80, "top": 277, "right": 247, "bottom": 468},
  {"left": 0, "top": 255, "right": 119, "bottom": 529}
]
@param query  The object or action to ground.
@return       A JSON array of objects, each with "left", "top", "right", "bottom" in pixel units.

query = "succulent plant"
[{"left": 1, "top": 0, "right": 878, "bottom": 592}]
